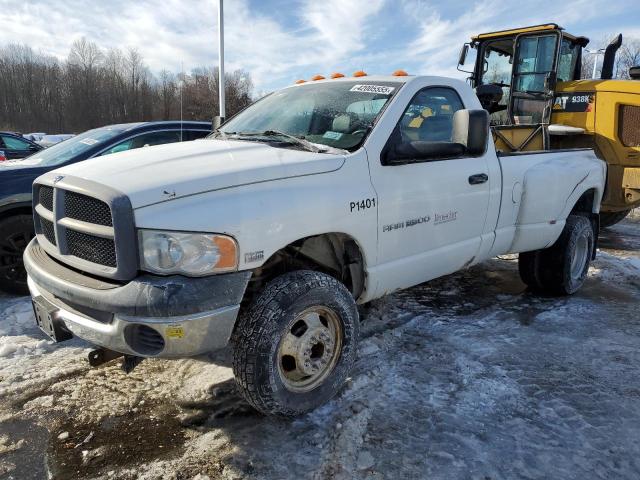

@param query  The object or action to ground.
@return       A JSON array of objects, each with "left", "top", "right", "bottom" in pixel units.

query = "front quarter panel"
[{"left": 133, "top": 150, "right": 377, "bottom": 288}]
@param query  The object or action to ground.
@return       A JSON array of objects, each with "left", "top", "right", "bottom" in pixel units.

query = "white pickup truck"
[{"left": 25, "top": 75, "right": 606, "bottom": 416}]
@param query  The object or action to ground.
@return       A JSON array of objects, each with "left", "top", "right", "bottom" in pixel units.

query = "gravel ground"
[{"left": 0, "top": 212, "right": 639, "bottom": 480}]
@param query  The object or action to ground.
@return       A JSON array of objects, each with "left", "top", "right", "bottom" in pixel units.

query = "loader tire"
[{"left": 600, "top": 209, "right": 631, "bottom": 228}]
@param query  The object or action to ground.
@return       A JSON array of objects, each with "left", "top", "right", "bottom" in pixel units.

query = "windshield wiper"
[
  {"left": 209, "top": 130, "right": 236, "bottom": 139},
  {"left": 236, "top": 130, "right": 324, "bottom": 153}
]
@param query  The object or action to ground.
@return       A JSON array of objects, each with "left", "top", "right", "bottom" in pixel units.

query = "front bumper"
[{"left": 24, "top": 239, "right": 251, "bottom": 357}]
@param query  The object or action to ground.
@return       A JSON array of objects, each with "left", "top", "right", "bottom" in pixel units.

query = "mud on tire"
[
  {"left": 231, "top": 270, "right": 359, "bottom": 416},
  {"left": 518, "top": 214, "right": 594, "bottom": 296}
]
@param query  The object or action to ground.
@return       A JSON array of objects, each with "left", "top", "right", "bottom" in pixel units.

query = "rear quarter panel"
[{"left": 493, "top": 149, "right": 605, "bottom": 254}]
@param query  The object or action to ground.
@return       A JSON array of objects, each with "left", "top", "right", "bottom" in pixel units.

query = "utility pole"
[
  {"left": 586, "top": 49, "right": 605, "bottom": 79},
  {"left": 215, "top": 0, "right": 225, "bottom": 128}
]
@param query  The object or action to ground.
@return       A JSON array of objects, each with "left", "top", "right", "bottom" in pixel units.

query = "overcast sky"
[{"left": 1, "top": 0, "right": 639, "bottom": 92}]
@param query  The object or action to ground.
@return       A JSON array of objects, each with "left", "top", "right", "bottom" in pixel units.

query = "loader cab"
[{"left": 459, "top": 24, "right": 588, "bottom": 151}]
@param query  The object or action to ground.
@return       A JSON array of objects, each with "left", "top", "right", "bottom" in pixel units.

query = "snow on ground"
[{"left": 0, "top": 215, "right": 639, "bottom": 480}]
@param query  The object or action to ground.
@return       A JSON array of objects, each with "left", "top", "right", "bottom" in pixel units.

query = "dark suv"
[
  {"left": 0, "top": 131, "right": 43, "bottom": 160},
  {"left": 0, "top": 121, "right": 211, "bottom": 294}
]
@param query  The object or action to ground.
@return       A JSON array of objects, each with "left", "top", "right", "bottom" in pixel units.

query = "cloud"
[
  {"left": 0, "top": 0, "right": 639, "bottom": 92},
  {"left": 0, "top": 0, "right": 387, "bottom": 90}
]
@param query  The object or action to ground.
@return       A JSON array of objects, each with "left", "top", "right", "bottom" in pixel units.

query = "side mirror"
[
  {"left": 383, "top": 109, "right": 489, "bottom": 165},
  {"left": 390, "top": 141, "right": 466, "bottom": 163},
  {"left": 458, "top": 44, "right": 469, "bottom": 66},
  {"left": 451, "top": 109, "right": 489, "bottom": 156},
  {"left": 629, "top": 66, "right": 640, "bottom": 80}
]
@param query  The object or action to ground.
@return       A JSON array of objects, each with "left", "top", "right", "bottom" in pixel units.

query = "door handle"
[{"left": 468, "top": 173, "right": 488, "bottom": 185}]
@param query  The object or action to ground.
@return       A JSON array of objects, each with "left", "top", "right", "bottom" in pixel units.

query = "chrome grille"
[
  {"left": 66, "top": 229, "right": 117, "bottom": 267},
  {"left": 32, "top": 177, "right": 136, "bottom": 281},
  {"left": 65, "top": 191, "right": 113, "bottom": 226},
  {"left": 39, "top": 186, "right": 54, "bottom": 211},
  {"left": 40, "top": 217, "right": 56, "bottom": 246}
]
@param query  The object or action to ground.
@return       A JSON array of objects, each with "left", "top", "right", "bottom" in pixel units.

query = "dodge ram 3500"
[{"left": 25, "top": 75, "right": 606, "bottom": 416}]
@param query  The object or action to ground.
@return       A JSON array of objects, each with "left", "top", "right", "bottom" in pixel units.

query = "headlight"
[{"left": 139, "top": 230, "right": 238, "bottom": 276}]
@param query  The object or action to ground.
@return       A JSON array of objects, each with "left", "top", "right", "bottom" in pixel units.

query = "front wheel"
[
  {"left": 232, "top": 270, "right": 359, "bottom": 416},
  {"left": 518, "top": 215, "right": 594, "bottom": 295}
]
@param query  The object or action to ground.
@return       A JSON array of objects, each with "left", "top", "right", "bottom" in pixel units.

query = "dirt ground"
[{"left": 1, "top": 212, "right": 639, "bottom": 480}]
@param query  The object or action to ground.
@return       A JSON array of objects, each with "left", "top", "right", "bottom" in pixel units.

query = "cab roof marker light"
[
  {"left": 311, "top": 75, "right": 325, "bottom": 81},
  {"left": 353, "top": 70, "right": 368, "bottom": 77},
  {"left": 331, "top": 72, "right": 345, "bottom": 79},
  {"left": 295, "top": 79, "right": 306, "bottom": 84},
  {"left": 392, "top": 69, "right": 408, "bottom": 76}
]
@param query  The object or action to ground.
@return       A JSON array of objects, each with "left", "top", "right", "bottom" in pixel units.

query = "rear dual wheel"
[
  {"left": 232, "top": 270, "right": 359, "bottom": 417},
  {"left": 518, "top": 214, "right": 594, "bottom": 295}
]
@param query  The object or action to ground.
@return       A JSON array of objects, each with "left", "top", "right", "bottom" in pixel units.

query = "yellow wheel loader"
[{"left": 458, "top": 23, "right": 640, "bottom": 226}]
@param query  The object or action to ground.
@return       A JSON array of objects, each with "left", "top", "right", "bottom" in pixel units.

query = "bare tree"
[
  {"left": 618, "top": 38, "right": 640, "bottom": 78},
  {"left": 0, "top": 41, "right": 254, "bottom": 133}
]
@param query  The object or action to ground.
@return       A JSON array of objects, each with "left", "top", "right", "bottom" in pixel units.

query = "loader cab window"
[
  {"left": 557, "top": 38, "right": 581, "bottom": 82},
  {"left": 478, "top": 39, "right": 514, "bottom": 124},
  {"left": 511, "top": 33, "right": 559, "bottom": 125},
  {"left": 513, "top": 35, "right": 556, "bottom": 93}
]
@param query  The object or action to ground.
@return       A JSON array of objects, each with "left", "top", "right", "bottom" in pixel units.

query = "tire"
[
  {"left": 519, "top": 215, "right": 594, "bottom": 296},
  {"left": 517, "top": 250, "right": 542, "bottom": 290},
  {"left": 600, "top": 209, "right": 631, "bottom": 228},
  {"left": 232, "top": 270, "right": 359, "bottom": 417},
  {"left": 0, "top": 215, "right": 34, "bottom": 295}
]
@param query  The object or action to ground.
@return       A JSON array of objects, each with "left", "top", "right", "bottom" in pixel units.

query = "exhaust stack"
[{"left": 601, "top": 34, "right": 622, "bottom": 80}]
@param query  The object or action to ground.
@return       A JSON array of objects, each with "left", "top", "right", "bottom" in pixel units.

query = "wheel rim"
[
  {"left": 0, "top": 230, "right": 30, "bottom": 283},
  {"left": 277, "top": 306, "right": 343, "bottom": 393},
  {"left": 570, "top": 232, "right": 589, "bottom": 281}
]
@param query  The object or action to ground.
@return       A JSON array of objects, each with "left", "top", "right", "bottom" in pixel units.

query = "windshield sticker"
[
  {"left": 350, "top": 84, "right": 395, "bottom": 95},
  {"left": 79, "top": 138, "right": 99, "bottom": 146},
  {"left": 323, "top": 131, "right": 343, "bottom": 140}
]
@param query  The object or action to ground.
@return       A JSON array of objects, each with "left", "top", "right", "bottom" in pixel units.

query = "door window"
[
  {"left": 396, "top": 87, "right": 464, "bottom": 144},
  {"left": 1, "top": 135, "right": 31, "bottom": 150},
  {"left": 100, "top": 130, "right": 182, "bottom": 156}
]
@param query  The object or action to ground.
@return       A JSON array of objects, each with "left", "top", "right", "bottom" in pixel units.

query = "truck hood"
[{"left": 53, "top": 139, "right": 345, "bottom": 208}]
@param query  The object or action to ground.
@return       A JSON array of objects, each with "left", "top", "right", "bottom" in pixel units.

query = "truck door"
[
  {"left": 509, "top": 32, "right": 560, "bottom": 125},
  {"left": 367, "top": 86, "right": 493, "bottom": 295}
]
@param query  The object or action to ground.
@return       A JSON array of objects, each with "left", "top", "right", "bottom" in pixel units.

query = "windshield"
[
  {"left": 27, "top": 126, "right": 126, "bottom": 166},
  {"left": 219, "top": 81, "right": 401, "bottom": 151}
]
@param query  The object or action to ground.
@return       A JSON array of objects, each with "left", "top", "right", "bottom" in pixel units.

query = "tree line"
[
  {"left": 580, "top": 35, "right": 640, "bottom": 79},
  {"left": 0, "top": 38, "right": 254, "bottom": 133}
]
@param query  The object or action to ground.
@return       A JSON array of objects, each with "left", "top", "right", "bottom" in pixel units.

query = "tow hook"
[
  {"left": 88, "top": 348, "right": 123, "bottom": 367},
  {"left": 87, "top": 348, "right": 144, "bottom": 373},
  {"left": 122, "top": 355, "right": 144, "bottom": 373}
]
